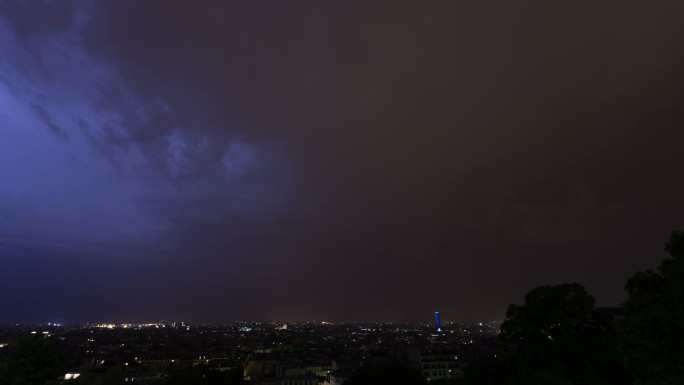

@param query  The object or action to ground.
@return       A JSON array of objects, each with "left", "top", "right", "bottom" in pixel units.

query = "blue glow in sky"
[{"left": 1, "top": 1, "right": 684, "bottom": 323}]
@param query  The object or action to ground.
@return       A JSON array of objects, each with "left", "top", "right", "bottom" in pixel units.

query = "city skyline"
[{"left": 2, "top": 1, "right": 684, "bottom": 323}]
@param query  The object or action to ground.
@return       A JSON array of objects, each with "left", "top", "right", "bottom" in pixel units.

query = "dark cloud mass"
[{"left": 1, "top": 0, "right": 684, "bottom": 323}]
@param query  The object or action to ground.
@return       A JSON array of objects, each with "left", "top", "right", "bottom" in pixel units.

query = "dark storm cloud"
[
  {"left": 0, "top": 0, "right": 81, "bottom": 40},
  {"left": 30, "top": 103, "right": 69, "bottom": 139},
  {"left": 1, "top": 1, "right": 684, "bottom": 323}
]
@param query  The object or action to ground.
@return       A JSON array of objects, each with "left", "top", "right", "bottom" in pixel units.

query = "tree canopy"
[
  {"left": 464, "top": 283, "right": 627, "bottom": 385},
  {"left": 464, "top": 231, "right": 684, "bottom": 385},
  {"left": 621, "top": 231, "right": 684, "bottom": 384},
  {"left": 0, "top": 336, "right": 65, "bottom": 385},
  {"left": 501, "top": 283, "right": 626, "bottom": 384}
]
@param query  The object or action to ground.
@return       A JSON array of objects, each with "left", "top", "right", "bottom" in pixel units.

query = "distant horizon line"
[
  {"left": 0, "top": 319, "right": 507, "bottom": 327},
  {"left": 0, "top": 305, "right": 626, "bottom": 326}
]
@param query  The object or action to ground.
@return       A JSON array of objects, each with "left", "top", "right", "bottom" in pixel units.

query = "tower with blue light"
[{"left": 435, "top": 311, "right": 441, "bottom": 331}]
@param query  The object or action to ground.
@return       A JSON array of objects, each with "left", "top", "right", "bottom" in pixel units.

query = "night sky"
[{"left": 1, "top": 1, "right": 684, "bottom": 324}]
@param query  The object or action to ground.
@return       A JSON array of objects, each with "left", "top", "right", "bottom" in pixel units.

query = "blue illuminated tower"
[{"left": 434, "top": 311, "right": 441, "bottom": 331}]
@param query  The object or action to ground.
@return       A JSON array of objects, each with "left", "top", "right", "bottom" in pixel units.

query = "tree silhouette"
[
  {"left": 500, "top": 283, "right": 597, "bottom": 350},
  {"left": 484, "top": 283, "right": 627, "bottom": 385},
  {"left": 0, "top": 336, "right": 65, "bottom": 385},
  {"left": 621, "top": 231, "right": 684, "bottom": 384}
]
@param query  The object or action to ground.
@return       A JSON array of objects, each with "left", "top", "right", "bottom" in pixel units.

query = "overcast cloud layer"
[{"left": 1, "top": 0, "right": 684, "bottom": 323}]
